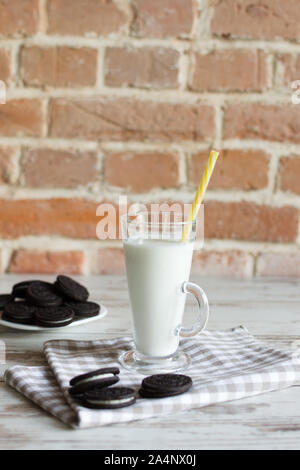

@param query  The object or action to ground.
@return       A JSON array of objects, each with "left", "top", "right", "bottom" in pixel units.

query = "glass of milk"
[{"left": 119, "top": 211, "right": 209, "bottom": 374}]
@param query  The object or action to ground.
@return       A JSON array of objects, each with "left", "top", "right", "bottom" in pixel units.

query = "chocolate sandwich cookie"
[
  {"left": 0, "top": 294, "right": 13, "bottom": 309},
  {"left": 83, "top": 386, "right": 136, "bottom": 409},
  {"left": 27, "top": 281, "right": 63, "bottom": 307},
  {"left": 139, "top": 374, "right": 192, "bottom": 399},
  {"left": 65, "top": 301, "right": 100, "bottom": 318},
  {"left": 2, "top": 301, "right": 36, "bottom": 325},
  {"left": 69, "top": 367, "right": 120, "bottom": 396},
  {"left": 12, "top": 280, "right": 40, "bottom": 299},
  {"left": 55, "top": 275, "right": 89, "bottom": 302},
  {"left": 35, "top": 305, "right": 74, "bottom": 328}
]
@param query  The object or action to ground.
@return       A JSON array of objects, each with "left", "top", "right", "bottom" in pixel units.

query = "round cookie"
[
  {"left": 65, "top": 301, "right": 100, "bottom": 318},
  {"left": 69, "top": 367, "right": 120, "bottom": 396},
  {"left": 27, "top": 281, "right": 63, "bottom": 307},
  {"left": 55, "top": 275, "right": 89, "bottom": 302},
  {"left": 139, "top": 374, "right": 192, "bottom": 399},
  {"left": 3, "top": 301, "right": 36, "bottom": 325},
  {"left": 12, "top": 280, "right": 40, "bottom": 299},
  {"left": 83, "top": 386, "right": 136, "bottom": 409},
  {"left": 0, "top": 294, "right": 13, "bottom": 309},
  {"left": 35, "top": 305, "right": 74, "bottom": 328}
]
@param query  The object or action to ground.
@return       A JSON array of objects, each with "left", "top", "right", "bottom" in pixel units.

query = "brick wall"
[{"left": 0, "top": 0, "right": 300, "bottom": 278}]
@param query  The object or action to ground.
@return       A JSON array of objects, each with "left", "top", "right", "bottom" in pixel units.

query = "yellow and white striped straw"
[{"left": 182, "top": 149, "right": 220, "bottom": 242}]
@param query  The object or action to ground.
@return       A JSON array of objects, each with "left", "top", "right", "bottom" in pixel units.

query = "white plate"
[{"left": 0, "top": 301, "right": 107, "bottom": 332}]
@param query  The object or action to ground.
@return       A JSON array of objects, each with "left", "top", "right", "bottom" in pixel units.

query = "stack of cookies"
[
  {"left": 69, "top": 367, "right": 137, "bottom": 409},
  {"left": 0, "top": 275, "right": 100, "bottom": 328}
]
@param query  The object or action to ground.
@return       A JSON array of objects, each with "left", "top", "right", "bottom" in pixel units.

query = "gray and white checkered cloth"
[{"left": 4, "top": 326, "right": 300, "bottom": 428}]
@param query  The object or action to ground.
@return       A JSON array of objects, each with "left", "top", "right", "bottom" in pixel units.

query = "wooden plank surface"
[{"left": 0, "top": 274, "right": 300, "bottom": 450}]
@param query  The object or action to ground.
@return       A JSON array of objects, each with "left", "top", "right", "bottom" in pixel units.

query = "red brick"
[
  {"left": 49, "top": 98, "right": 215, "bottom": 142},
  {"left": 21, "top": 46, "right": 97, "bottom": 87},
  {"left": 279, "top": 156, "right": 300, "bottom": 195},
  {"left": 256, "top": 253, "right": 300, "bottom": 278},
  {"left": 9, "top": 250, "right": 84, "bottom": 274},
  {"left": 132, "top": 0, "right": 195, "bottom": 38},
  {"left": 0, "top": 0, "right": 39, "bottom": 37},
  {"left": 97, "top": 247, "right": 125, "bottom": 274},
  {"left": 0, "top": 99, "right": 43, "bottom": 137},
  {"left": 105, "top": 47, "right": 179, "bottom": 89},
  {"left": 190, "top": 49, "right": 267, "bottom": 92},
  {"left": 21, "top": 148, "right": 98, "bottom": 188},
  {"left": 0, "top": 199, "right": 101, "bottom": 239},
  {"left": 204, "top": 201, "right": 298, "bottom": 243},
  {"left": 0, "top": 147, "right": 16, "bottom": 184},
  {"left": 276, "top": 54, "right": 300, "bottom": 86},
  {"left": 210, "top": 0, "right": 300, "bottom": 41},
  {"left": 224, "top": 104, "right": 300, "bottom": 143},
  {"left": 0, "top": 49, "right": 12, "bottom": 85},
  {"left": 189, "top": 149, "right": 269, "bottom": 190},
  {"left": 48, "top": 0, "right": 129, "bottom": 36},
  {"left": 105, "top": 151, "right": 180, "bottom": 192},
  {"left": 192, "top": 250, "right": 253, "bottom": 278}
]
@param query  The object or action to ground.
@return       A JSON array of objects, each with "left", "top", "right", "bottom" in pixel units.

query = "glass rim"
[{"left": 121, "top": 211, "right": 196, "bottom": 227}]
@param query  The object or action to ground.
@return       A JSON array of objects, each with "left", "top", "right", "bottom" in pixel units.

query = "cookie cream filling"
[
  {"left": 78, "top": 373, "right": 115, "bottom": 385},
  {"left": 86, "top": 397, "right": 134, "bottom": 405},
  {"left": 42, "top": 318, "right": 72, "bottom": 324}
]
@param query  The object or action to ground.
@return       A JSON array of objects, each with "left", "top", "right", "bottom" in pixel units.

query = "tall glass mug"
[{"left": 119, "top": 211, "right": 209, "bottom": 374}]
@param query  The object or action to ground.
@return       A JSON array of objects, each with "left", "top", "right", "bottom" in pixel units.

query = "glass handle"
[{"left": 178, "top": 281, "right": 209, "bottom": 338}]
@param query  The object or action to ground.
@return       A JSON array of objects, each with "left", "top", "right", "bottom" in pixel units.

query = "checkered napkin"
[{"left": 4, "top": 326, "right": 300, "bottom": 429}]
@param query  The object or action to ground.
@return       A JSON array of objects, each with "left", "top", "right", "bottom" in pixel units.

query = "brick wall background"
[{"left": 0, "top": 0, "right": 300, "bottom": 278}]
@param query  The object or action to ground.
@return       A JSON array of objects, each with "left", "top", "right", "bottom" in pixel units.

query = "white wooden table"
[{"left": 0, "top": 274, "right": 299, "bottom": 450}]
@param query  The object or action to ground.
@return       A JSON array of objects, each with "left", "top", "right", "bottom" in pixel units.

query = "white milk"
[{"left": 124, "top": 239, "right": 194, "bottom": 357}]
